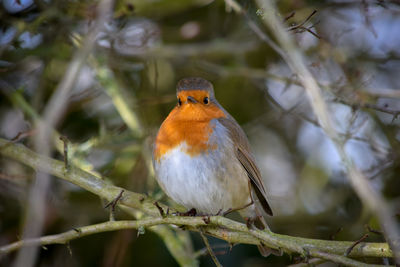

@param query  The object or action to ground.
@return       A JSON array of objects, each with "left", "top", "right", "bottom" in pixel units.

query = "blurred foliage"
[{"left": 1, "top": 0, "right": 400, "bottom": 266}]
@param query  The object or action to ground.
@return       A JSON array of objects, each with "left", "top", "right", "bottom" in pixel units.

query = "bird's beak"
[{"left": 187, "top": 96, "right": 197, "bottom": 104}]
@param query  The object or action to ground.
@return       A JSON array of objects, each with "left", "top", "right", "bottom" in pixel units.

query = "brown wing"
[{"left": 218, "top": 117, "right": 273, "bottom": 216}]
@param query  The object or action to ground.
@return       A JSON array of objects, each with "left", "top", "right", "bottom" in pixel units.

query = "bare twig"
[
  {"left": 200, "top": 230, "right": 223, "bottom": 267},
  {"left": 59, "top": 136, "right": 69, "bottom": 170},
  {"left": 361, "top": 0, "right": 377, "bottom": 38},
  {"left": 287, "top": 10, "right": 322, "bottom": 39},
  {"left": 194, "top": 244, "right": 231, "bottom": 258},
  {"left": 105, "top": 190, "right": 125, "bottom": 211},
  {"left": 284, "top": 11, "right": 295, "bottom": 22},
  {"left": 13, "top": 1, "right": 114, "bottom": 266},
  {"left": 11, "top": 130, "right": 36, "bottom": 143},
  {"left": 366, "top": 225, "right": 383, "bottom": 236},
  {"left": 0, "top": 215, "right": 392, "bottom": 266},
  {"left": 333, "top": 97, "right": 400, "bottom": 120},
  {"left": 346, "top": 234, "right": 369, "bottom": 256},
  {"left": 254, "top": 0, "right": 400, "bottom": 263},
  {"left": 330, "top": 227, "right": 344, "bottom": 240},
  {"left": 0, "top": 137, "right": 394, "bottom": 266},
  {"left": 154, "top": 201, "right": 165, "bottom": 217},
  {"left": 105, "top": 190, "right": 125, "bottom": 221},
  {"left": 288, "top": 258, "right": 326, "bottom": 267},
  {"left": 288, "top": 10, "right": 317, "bottom": 30}
]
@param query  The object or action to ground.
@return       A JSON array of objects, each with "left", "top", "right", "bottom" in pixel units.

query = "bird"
[{"left": 152, "top": 77, "right": 274, "bottom": 256}]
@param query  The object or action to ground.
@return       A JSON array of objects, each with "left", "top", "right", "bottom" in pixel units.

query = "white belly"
[{"left": 153, "top": 120, "right": 250, "bottom": 214}]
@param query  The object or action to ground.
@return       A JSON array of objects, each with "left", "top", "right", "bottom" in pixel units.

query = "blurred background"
[{"left": 1, "top": 0, "right": 400, "bottom": 266}]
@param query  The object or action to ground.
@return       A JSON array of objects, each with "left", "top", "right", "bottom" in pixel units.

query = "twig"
[
  {"left": 330, "top": 227, "right": 343, "bottom": 240},
  {"left": 346, "top": 234, "right": 369, "bottom": 256},
  {"left": 5, "top": 90, "right": 103, "bottom": 178},
  {"left": 0, "top": 138, "right": 394, "bottom": 266},
  {"left": 288, "top": 258, "right": 326, "bottom": 267},
  {"left": 105, "top": 190, "right": 125, "bottom": 221},
  {"left": 194, "top": 244, "right": 231, "bottom": 258},
  {"left": 11, "top": 130, "right": 36, "bottom": 143},
  {"left": 13, "top": 1, "right": 114, "bottom": 266},
  {"left": 105, "top": 190, "right": 125, "bottom": 210},
  {"left": 284, "top": 11, "right": 295, "bottom": 22},
  {"left": 154, "top": 201, "right": 165, "bottom": 217},
  {"left": 223, "top": 0, "right": 287, "bottom": 60},
  {"left": 333, "top": 97, "right": 400, "bottom": 120},
  {"left": 199, "top": 230, "right": 223, "bottom": 267},
  {"left": 254, "top": 0, "right": 400, "bottom": 263},
  {"left": 287, "top": 10, "right": 322, "bottom": 39},
  {"left": 361, "top": 0, "right": 377, "bottom": 38},
  {"left": 288, "top": 10, "right": 317, "bottom": 30},
  {"left": 366, "top": 225, "right": 383, "bottom": 236},
  {"left": 95, "top": 61, "right": 144, "bottom": 138},
  {"left": 0, "top": 216, "right": 390, "bottom": 267},
  {"left": 59, "top": 136, "right": 69, "bottom": 170}
]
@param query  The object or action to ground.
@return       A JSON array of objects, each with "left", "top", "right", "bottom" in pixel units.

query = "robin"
[{"left": 153, "top": 77, "right": 274, "bottom": 256}]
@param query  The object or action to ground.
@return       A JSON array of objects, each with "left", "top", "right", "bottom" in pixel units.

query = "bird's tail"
[{"left": 252, "top": 216, "right": 282, "bottom": 257}]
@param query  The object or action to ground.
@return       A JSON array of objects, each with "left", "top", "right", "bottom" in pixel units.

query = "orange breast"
[{"left": 154, "top": 103, "right": 226, "bottom": 161}]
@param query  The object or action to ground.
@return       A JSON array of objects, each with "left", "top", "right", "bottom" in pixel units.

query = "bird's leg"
[
  {"left": 221, "top": 180, "right": 255, "bottom": 216},
  {"left": 222, "top": 199, "right": 254, "bottom": 216}
]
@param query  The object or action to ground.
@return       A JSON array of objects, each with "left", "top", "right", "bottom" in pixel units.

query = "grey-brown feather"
[
  {"left": 174, "top": 76, "right": 273, "bottom": 217},
  {"left": 217, "top": 117, "right": 273, "bottom": 216},
  {"left": 176, "top": 77, "right": 215, "bottom": 97}
]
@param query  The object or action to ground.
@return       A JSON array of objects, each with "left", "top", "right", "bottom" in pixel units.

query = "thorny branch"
[
  {"left": 0, "top": 138, "right": 394, "bottom": 266},
  {"left": 199, "top": 230, "right": 223, "bottom": 267},
  {"left": 251, "top": 0, "right": 400, "bottom": 263},
  {"left": 287, "top": 10, "right": 322, "bottom": 39},
  {"left": 13, "top": 1, "right": 115, "bottom": 267},
  {"left": 198, "top": 61, "right": 400, "bottom": 119}
]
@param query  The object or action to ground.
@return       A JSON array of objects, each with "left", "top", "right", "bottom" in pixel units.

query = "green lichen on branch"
[{"left": 0, "top": 138, "right": 393, "bottom": 266}]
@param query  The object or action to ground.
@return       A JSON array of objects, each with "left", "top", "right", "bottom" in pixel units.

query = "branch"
[
  {"left": 199, "top": 230, "right": 223, "bottom": 267},
  {"left": 3, "top": 62, "right": 197, "bottom": 267},
  {"left": 0, "top": 215, "right": 392, "bottom": 266},
  {"left": 251, "top": 0, "right": 400, "bottom": 263},
  {"left": 0, "top": 138, "right": 394, "bottom": 266},
  {"left": 198, "top": 60, "right": 400, "bottom": 119},
  {"left": 13, "top": 1, "right": 115, "bottom": 267}
]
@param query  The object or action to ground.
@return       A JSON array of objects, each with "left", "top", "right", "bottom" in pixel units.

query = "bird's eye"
[
  {"left": 178, "top": 98, "right": 182, "bottom": 106},
  {"left": 203, "top": 97, "right": 209, "bottom": 104}
]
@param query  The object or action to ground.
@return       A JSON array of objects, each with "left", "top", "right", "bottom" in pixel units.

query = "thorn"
[
  {"left": 229, "top": 243, "right": 233, "bottom": 252},
  {"left": 345, "top": 234, "right": 369, "bottom": 256},
  {"left": 284, "top": 11, "right": 295, "bottom": 22},
  {"left": 137, "top": 226, "right": 145, "bottom": 237},
  {"left": 330, "top": 227, "right": 343, "bottom": 240},
  {"left": 11, "top": 129, "right": 36, "bottom": 143},
  {"left": 154, "top": 201, "right": 165, "bottom": 217},
  {"left": 59, "top": 136, "right": 70, "bottom": 170},
  {"left": 66, "top": 242, "right": 73, "bottom": 256},
  {"left": 301, "top": 248, "right": 310, "bottom": 262},
  {"left": 104, "top": 190, "right": 124, "bottom": 221},
  {"left": 365, "top": 225, "right": 382, "bottom": 235},
  {"left": 222, "top": 208, "right": 233, "bottom": 216},
  {"left": 73, "top": 228, "right": 82, "bottom": 234},
  {"left": 245, "top": 217, "right": 252, "bottom": 229},
  {"left": 216, "top": 209, "right": 223, "bottom": 216},
  {"left": 174, "top": 208, "right": 197, "bottom": 217},
  {"left": 202, "top": 216, "right": 211, "bottom": 224}
]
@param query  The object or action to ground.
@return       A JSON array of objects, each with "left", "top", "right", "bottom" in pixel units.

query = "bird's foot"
[
  {"left": 245, "top": 217, "right": 255, "bottom": 229},
  {"left": 174, "top": 208, "right": 197, "bottom": 217}
]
